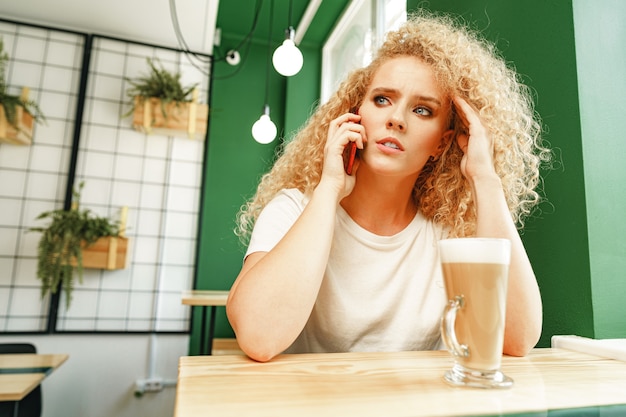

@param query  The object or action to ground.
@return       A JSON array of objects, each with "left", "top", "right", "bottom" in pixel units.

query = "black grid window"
[
  {"left": 0, "top": 21, "right": 84, "bottom": 332},
  {"left": 0, "top": 20, "right": 211, "bottom": 334}
]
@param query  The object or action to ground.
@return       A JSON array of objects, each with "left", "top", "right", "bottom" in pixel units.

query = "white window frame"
[{"left": 321, "top": 0, "right": 407, "bottom": 103}]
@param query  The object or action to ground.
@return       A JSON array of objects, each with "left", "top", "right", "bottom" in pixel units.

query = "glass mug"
[{"left": 439, "top": 238, "right": 513, "bottom": 389}]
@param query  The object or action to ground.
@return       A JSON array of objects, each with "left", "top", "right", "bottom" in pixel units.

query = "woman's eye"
[
  {"left": 374, "top": 96, "right": 389, "bottom": 105},
  {"left": 415, "top": 106, "right": 432, "bottom": 116}
]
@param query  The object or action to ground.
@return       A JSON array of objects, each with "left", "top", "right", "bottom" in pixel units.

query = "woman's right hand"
[
  {"left": 229, "top": 114, "right": 366, "bottom": 361},
  {"left": 320, "top": 112, "right": 367, "bottom": 200}
]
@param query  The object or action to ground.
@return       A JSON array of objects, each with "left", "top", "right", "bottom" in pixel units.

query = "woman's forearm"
[
  {"left": 471, "top": 175, "right": 543, "bottom": 356},
  {"left": 227, "top": 183, "right": 340, "bottom": 361}
]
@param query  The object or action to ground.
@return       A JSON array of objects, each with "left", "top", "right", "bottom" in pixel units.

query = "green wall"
[
  {"left": 409, "top": 0, "right": 595, "bottom": 346},
  {"left": 573, "top": 0, "right": 626, "bottom": 338},
  {"left": 283, "top": 1, "right": 352, "bottom": 138},
  {"left": 190, "top": 37, "right": 286, "bottom": 352},
  {"left": 190, "top": 1, "right": 349, "bottom": 353},
  {"left": 191, "top": 0, "right": 624, "bottom": 354}
]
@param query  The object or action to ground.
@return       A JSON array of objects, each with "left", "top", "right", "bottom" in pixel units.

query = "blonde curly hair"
[{"left": 236, "top": 10, "right": 550, "bottom": 243}]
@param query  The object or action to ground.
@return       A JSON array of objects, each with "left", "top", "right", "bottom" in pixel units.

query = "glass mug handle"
[{"left": 441, "top": 295, "right": 470, "bottom": 358}]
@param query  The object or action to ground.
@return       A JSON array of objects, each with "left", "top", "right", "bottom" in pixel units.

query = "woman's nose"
[{"left": 386, "top": 112, "right": 406, "bottom": 131}]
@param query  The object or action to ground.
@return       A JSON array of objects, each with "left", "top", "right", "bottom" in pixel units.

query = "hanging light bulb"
[
  {"left": 252, "top": 104, "right": 277, "bottom": 144},
  {"left": 272, "top": 26, "right": 303, "bottom": 77},
  {"left": 251, "top": 0, "right": 277, "bottom": 144}
]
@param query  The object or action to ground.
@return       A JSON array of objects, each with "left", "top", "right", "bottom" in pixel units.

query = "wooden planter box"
[
  {"left": 131, "top": 95, "right": 208, "bottom": 140},
  {"left": 77, "top": 236, "right": 129, "bottom": 270},
  {"left": 0, "top": 102, "right": 34, "bottom": 145}
]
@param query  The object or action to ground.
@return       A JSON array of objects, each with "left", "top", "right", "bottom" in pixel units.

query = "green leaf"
[
  {"left": 28, "top": 182, "right": 122, "bottom": 309},
  {"left": 123, "top": 57, "right": 199, "bottom": 119},
  {"left": 0, "top": 37, "right": 46, "bottom": 129}
]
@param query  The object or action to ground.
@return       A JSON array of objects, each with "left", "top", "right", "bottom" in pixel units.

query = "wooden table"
[
  {"left": 174, "top": 348, "right": 626, "bottom": 417},
  {"left": 181, "top": 290, "right": 229, "bottom": 355},
  {"left": 0, "top": 353, "right": 68, "bottom": 417}
]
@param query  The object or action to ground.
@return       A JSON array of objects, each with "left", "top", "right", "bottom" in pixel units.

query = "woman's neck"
[{"left": 340, "top": 172, "right": 418, "bottom": 236}]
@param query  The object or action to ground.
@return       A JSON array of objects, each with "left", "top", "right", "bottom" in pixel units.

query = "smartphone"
[
  {"left": 343, "top": 141, "right": 357, "bottom": 175},
  {"left": 343, "top": 108, "right": 359, "bottom": 175}
]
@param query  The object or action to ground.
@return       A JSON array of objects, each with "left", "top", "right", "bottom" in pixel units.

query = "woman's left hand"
[{"left": 453, "top": 97, "right": 497, "bottom": 182}]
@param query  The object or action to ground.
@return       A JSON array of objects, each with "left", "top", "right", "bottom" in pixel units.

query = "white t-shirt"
[{"left": 246, "top": 188, "right": 448, "bottom": 354}]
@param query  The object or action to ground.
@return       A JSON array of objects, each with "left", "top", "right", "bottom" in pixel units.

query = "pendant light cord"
[{"left": 264, "top": 0, "right": 274, "bottom": 106}]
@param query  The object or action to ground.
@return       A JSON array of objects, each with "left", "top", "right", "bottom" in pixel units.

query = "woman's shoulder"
[
  {"left": 278, "top": 188, "right": 304, "bottom": 198},
  {"left": 271, "top": 188, "right": 309, "bottom": 206}
]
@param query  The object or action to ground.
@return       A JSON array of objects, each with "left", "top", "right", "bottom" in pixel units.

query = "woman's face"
[{"left": 357, "top": 56, "right": 452, "bottom": 179}]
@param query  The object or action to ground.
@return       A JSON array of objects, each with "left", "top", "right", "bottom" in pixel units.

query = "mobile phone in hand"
[
  {"left": 343, "top": 141, "right": 357, "bottom": 175},
  {"left": 343, "top": 108, "right": 360, "bottom": 175}
]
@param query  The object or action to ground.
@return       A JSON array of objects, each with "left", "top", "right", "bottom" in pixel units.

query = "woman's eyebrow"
[
  {"left": 370, "top": 87, "right": 442, "bottom": 107},
  {"left": 416, "top": 95, "right": 442, "bottom": 107},
  {"left": 371, "top": 87, "right": 398, "bottom": 97}
]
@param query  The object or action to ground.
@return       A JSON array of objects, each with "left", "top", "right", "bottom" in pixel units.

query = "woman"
[{"left": 227, "top": 11, "right": 551, "bottom": 362}]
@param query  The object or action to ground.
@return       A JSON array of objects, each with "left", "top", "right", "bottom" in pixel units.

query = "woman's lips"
[{"left": 376, "top": 138, "right": 403, "bottom": 153}]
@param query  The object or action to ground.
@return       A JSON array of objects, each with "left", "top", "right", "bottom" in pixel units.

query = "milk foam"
[{"left": 438, "top": 238, "right": 511, "bottom": 264}]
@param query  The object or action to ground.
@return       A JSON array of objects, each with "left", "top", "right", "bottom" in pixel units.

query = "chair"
[{"left": 0, "top": 343, "right": 42, "bottom": 417}]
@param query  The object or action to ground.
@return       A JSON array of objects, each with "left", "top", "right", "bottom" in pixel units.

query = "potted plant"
[
  {"left": 0, "top": 38, "right": 46, "bottom": 145},
  {"left": 125, "top": 57, "right": 208, "bottom": 140},
  {"left": 29, "top": 182, "right": 129, "bottom": 308}
]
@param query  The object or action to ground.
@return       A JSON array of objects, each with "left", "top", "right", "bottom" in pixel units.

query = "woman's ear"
[{"left": 431, "top": 129, "right": 455, "bottom": 159}]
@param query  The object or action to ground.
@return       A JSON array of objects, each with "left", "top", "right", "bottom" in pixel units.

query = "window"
[
  {"left": 321, "top": 0, "right": 407, "bottom": 103},
  {"left": 0, "top": 19, "right": 210, "bottom": 334}
]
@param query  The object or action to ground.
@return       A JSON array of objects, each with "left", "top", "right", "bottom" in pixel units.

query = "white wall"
[
  {"left": 0, "top": 0, "right": 219, "bottom": 53},
  {"left": 2, "top": 334, "right": 189, "bottom": 417},
  {"left": 0, "top": 2, "right": 218, "bottom": 416}
]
